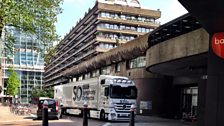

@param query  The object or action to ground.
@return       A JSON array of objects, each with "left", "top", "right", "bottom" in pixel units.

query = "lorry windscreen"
[{"left": 110, "top": 86, "right": 137, "bottom": 99}]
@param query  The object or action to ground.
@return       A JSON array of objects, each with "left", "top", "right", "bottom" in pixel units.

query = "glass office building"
[{"left": 0, "top": 27, "right": 46, "bottom": 103}]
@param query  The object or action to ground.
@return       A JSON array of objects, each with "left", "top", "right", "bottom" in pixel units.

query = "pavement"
[{"left": 0, "top": 105, "right": 27, "bottom": 122}]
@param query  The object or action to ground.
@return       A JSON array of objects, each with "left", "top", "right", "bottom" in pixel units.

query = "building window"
[
  {"left": 114, "top": 14, "right": 119, "bottom": 19},
  {"left": 127, "top": 56, "right": 146, "bottom": 69},
  {"left": 121, "top": 14, "right": 126, "bottom": 20},
  {"left": 101, "top": 66, "right": 111, "bottom": 75},
  {"left": 92, "top": 69, "right": 100, "bottom": 77},
  {"left": 106, "top": 12, "right": 110, "bottom": 18},
  {"left": 85, "top": 73, "right": 91, "bottom": 79},
  {"left": 100, "top": 12, "right": 106, "bottom": 17},
  {"left": 78, "top": 75, "right": 83, "bottom": 81},
  {"left": 115, "top": 63, "right": 121, "bottom": 72}
]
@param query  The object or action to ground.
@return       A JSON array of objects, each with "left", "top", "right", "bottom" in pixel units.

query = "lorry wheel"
[
  {"left": 100, "top": 111, "right": 105, "bottom": 121},
  {"left": 62, "top": 108, "right": 67, "bottom": 115}
]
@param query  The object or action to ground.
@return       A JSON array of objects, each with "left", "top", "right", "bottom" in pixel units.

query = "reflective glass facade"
[{"left": 1, "top": 27, "right": 46, "bottom": 103}]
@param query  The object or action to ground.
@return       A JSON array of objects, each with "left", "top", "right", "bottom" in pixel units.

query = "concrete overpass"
[
  {"left": 146, "top": 28, "right": 208, "bottom": 77},
  {"left": 145, "top": 13, "right": 210, "bottom": 121}
]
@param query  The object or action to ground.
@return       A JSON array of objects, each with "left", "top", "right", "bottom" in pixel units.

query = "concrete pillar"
[
  {"left": 198, "top": 78, "right": 207, "bottom": 126},
  {"left": 177, "top": 1, "right": 224, "bottom": 125},
  {"left": 204, "top": 41, "right": 224, "bottom": 126}
]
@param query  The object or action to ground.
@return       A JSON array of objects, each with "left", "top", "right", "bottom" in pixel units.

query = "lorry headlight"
[
  {"left": 110, "top": 113, "right": 116, "bottom": 119},
  {"left": 109, "top": 108, "right": 115, "bottom": 112}
]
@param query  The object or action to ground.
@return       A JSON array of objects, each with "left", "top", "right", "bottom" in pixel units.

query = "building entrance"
[{"left": 181, "top": 87, "right": 198, "bottom": 121}]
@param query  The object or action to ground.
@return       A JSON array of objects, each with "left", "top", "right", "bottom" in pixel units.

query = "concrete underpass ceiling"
[
  {"left": 179, "top": 0, "right": 224, "bottom": 34},
  {"left": 148, "top": 54, "right": 207, "bottom": 77}
]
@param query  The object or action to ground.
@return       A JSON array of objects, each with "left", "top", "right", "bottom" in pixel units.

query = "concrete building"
[
  {"left": 45, "top": 0, "right": 224, "bottom": 125},
  {"left": 46, "top": 11, "right": 209, "bottom": 121},
  {"left": 0, "top": 27, "right": 45, "bottom": 103},
  {"left": 44, "top": 0, "right": 161, "bottom": 87},
  {"left": 59, "top": 13, "right": 206, "bottom": 119}
]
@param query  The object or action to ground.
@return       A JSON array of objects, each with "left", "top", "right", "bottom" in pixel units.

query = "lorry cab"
[{"left": 98, "top": 75, "right": 137, "bottom": 121}]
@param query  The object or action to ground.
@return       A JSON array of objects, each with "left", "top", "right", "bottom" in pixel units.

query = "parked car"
[{"left": 36, "top": 98, "right": 62, "bottom": 120}]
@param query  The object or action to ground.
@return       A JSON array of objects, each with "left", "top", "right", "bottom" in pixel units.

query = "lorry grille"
[{"left": 114, "top": 103, "right": 132, "bottom": 112}]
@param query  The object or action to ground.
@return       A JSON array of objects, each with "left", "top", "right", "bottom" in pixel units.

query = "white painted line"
[{"left": 102, "top": 122, "right": 111, "bottom": 126}]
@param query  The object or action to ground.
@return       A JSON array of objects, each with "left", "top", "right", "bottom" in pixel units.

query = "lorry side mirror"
[{"left": 105, "top": 87, "right": 109, "bottom": 96}]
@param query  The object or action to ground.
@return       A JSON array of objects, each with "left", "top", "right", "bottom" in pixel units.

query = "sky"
[{"left": 56, "top": 0, "right": 188, "bottom": 38}]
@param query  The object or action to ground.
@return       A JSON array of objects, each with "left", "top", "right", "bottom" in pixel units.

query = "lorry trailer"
[{"left": 54, "top": 75, "right": 137, "bottom": 121}]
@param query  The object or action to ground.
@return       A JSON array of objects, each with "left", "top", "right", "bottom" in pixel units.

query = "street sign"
[{"left": 212, "top": 32, "right": 224, "bottom": 59}]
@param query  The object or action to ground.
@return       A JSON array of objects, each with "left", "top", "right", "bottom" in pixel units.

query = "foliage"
[
  {"left": 44, "top": 46, "right": 57, "bottom": 65},
  {"left": 31, "top": 86, "right": 54, "bottom": 99},
  {"left": 46, "top": 87, "right": 54, "bottom": 98},
  {"left": 0, "top": 0, "right": 63, "bottom": 52},
  {"left": 6, "top": 67, "right": 19, "bottom": 96}
]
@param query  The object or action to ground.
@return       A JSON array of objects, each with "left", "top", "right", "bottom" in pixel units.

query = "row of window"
[
  {"left": 97, "top": 32, "right": 136, "bottom": 41},
  {"left": 21, "top": 71, "right": 42, "bottom": 76},
  {"left": 98, "top": 43, "right": 117, "bottom": 49},
  {"left": 128, "top": 56, "right": 146, "bottom": 68},
  {"left": 20, "top": 92, "right": 32, "bottom": 96},
  {"left": 20, "top": 60, "right": 44, "bottom": 64},
  {"left": 21, "top": 76, "right": 42, "bottom": 80},
  {"left": 21, "top": 79, "right": 42, "bottom": 84},
  {"left": 71, "top": 56, "right": 146, "bottom": 82},
  {"left": 14, "top": 51, "right": 44, "bottom": 65},
  {"left": 98, "top": 23, "right": 152, "bottom": 33},
  {"left": 99, "top": 12, "right": 156, "bottom": 23},
  {"left": 21, "top": 85, "right": 34, "bottom": 89},
  {"left": 5, "top": 71, "right": 42, "bottom": 78}
]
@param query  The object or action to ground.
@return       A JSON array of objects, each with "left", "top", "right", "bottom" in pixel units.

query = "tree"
[
  {"left": 31, "top": 86, "right": 54, "bottom": 99},
  {"left": 6, "top": 67, "right": 19, "bottom": 96},
  {"left": 0, "top": 0, "right": 63, "bottom": 51},
  {"left": 46, "top": 87, "right": 54, "bottom": 98},
  {"left": 44, "top": 46, "right": 57, "bottom": 65}
]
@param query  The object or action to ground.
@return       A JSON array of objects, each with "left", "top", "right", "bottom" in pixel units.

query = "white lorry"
[{"left": 54, "top": 75, "right": 137, "bottom": 121}]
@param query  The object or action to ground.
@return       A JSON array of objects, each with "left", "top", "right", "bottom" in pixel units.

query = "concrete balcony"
[
  {"left": 45, "top": 49, "right": 96, "bottom": 79},
  {"left": 97, "top": 27, "right": 145, "bottom": 36},
  {"left": 97, "top": 17, "right": 159, "bottom": 28},
  {"left": 98, "top": 2, "right": 161, "bottom": 19},
  {"left": 96, "top": 36, "right": 127, "bottom": 44},
  {"left": 95, "top": 47, "right": 110, "bottom": 53}
]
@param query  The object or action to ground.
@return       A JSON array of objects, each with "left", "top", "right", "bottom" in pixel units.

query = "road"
[
  {"left": 61, "top": 114, "right": 197, "bottom": 126},
  {"left": 0, "top": 105, "right": 196, "bottom": 126},
  {"left": 0, "top": 115, "right": 196, "bottom": 126}
]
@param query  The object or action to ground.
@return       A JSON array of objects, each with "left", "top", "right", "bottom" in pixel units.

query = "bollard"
[
  {"left": 129, "top": 104, "right": 135, "bottom": 126},
  {"left": 83, "top": 102, "right": 88, "bottom": 126},
  {"left": 42, "top": 100, "right": 49, "bottom": 126}
]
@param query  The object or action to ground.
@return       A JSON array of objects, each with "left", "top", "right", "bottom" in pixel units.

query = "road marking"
[{"left": 102, "top": 122, "right": 111, "bottom": 126}]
